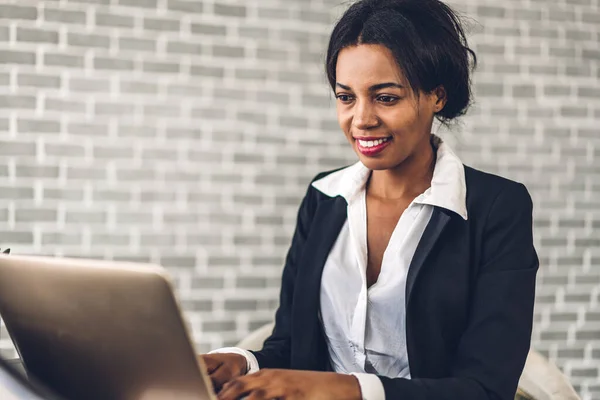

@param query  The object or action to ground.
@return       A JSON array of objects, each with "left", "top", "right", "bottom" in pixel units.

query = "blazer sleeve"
[
  {"left": 248, "top": 180, "right": 318, "bottom": 369},
  {"left": 378, "top": 182, "right": 539, "bottom": 400}
]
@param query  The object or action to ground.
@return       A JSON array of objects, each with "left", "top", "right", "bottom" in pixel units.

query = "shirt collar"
[{"left": 311, "top": 134, "right": 468, "bottom": 220}]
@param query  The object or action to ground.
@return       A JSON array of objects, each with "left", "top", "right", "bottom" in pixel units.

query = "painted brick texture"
[{"left": 0, "top": 0, "right": 598, "bottom": 398}]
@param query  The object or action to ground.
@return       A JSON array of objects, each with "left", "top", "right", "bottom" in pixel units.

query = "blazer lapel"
[
  {"left": 405, "top": 207, "right": 451, "bottom": 307},
  {"left": 291, "top": 196, "right": 347, "bottom": 370}
]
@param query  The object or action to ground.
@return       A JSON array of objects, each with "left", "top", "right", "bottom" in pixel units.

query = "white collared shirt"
[{"left": 213, "top": 135, "right": 468, "bottom": 400}]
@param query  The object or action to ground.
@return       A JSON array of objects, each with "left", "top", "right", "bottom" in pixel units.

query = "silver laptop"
[{"left": 0, "top": 254, "right": 217, "bottom": 400}]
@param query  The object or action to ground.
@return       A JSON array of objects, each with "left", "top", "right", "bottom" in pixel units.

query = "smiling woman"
[{"left": 201, "top": 1, "right": 539, "bottom": 400}]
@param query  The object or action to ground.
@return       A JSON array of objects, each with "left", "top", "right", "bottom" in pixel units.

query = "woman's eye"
[
  {"left": 377, "top": 95, "right": 398, "bottom": 103},
  {"left": 336, "top": 94, "right": 354, "bottom": 103}
]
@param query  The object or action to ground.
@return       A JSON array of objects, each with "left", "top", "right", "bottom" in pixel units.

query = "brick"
[
  {"left": 476, "top": 6, "right": 506, "bottom": 17},
  {"left": 167, "top": 0, "right": 203, "bottom": 13},
  {"left": 512, "top": 9, "right": 542, "bottom": 21},
  {"left": 560, "top": 106, "right": 588, "bottom": 118},
  {"left": 118, "top": 80, "right": 158, "bottom": 94},
  {"left": 235, "top": 68, "right": 268, "bottom": 81},
  {"left": 475, "top": 83, "right": 504, "bottom": 97},
  {"left": 16, "top": 164, "right": 59, "bottom": 179},
  {"left": 207, "top": 256, "right": 240, "bottom": 267},
  {"left": 544, "top": 85, "right": 571, "bottom": 96},
  {"left": 582, "top": 49, "right": 600, "bottom": 61},
  {"left": 68, "top": 32, "right": 110, "bottom": 49},
  {"left": 190, "top": 23, "right": 227, "bottom": 36},
  {"left": 93, "top": 56, "right": 135, "bottom": 71},
  {"left": 66, "top": 0, "right": 110, "bottom": 4},
  {"left": 191, "top": 277, "right": 224, "bottom": 289},
  {"left": 190, "top": 65, "right": 224, "bottom": 78},
  {"left": 93, "top": 189, "right": 130, "bottom": 202},
  {"left": 236, "top": 276, "right": 267, "bottom": 288},
  {"left": 0, "top": 186, "right": 34, "bottom": 200},
  {"left": 224, "top": 299, "right": 258, "bottom": 311},
  {"left": 300, "top": 10, "right": 330, "bottom": 24},
  {"left": 44, "top": 8, "right": 87, "bottom": 25},
  {"left": 570, "top": 367, "right": 598, "bottom": 378},
  {"left": 66, "top": 211, "right": 107, "bottom": 224},
  {"left": 566, "top": 29, "right": 592, "bottom": 41},
  {"left": 17, "top": 27, "right": 58, "bottom": 44},
  {"left": 582, "top": 13, "right": 600, "bottom": 24},
  {"left": 238, "top": 26, "right": 269, "bottom": 39},
  {"left": 17, "top": 118, "right": 60, "bottom": 133},
  {"left": 279, "top": 116, "right": 308, "bottom": 128},
  {"left": 95, "top": 12, "right": 134, "bottom": 28},
  {"left": 119, "top": 37, "right": 156, "bottom": 52},
  {"left": 166, "top": 40, "right": 202, "bottom": 54},
  {"left": 512, "top": 84, "right": 537, "bottom": 98},
  {"left": 529, "top": 27, "right": 559, "bottom": 39},
  {"left": 476, "top": 44, "right": 505, "bottom": 55},
  {"left": 42, "top": 232, "right": 83, "bottom": 246},
  {"left": 143, "top": 17, "right": 180, "bottom": 32},
  {"left": 0, "top": 95, "right": 36, "bottom": 109},
  {"left": 0, "top": 140, "right": 36, "bottom": 156},
  {"left": 237, "top": 111, "right": 267, "bottom": 125},
  {"left": 160, "top": 256, "right": 196, "bottom": 268},
  {"left": 44, "top": 143, "right": 85, "bottom": 157},
  {"left": 180, "top": 299, "right": 212, "bottom": 312},
  {"left": 549, "top": 46, "right": 577, "bottom": 58},
  {"left": 17, "top": 73, "right": 61, "bottom": 89},
  {"left": 0, "top": 50, "right": 36, "bottom": 65},
  {"left": 212, "top": 45, "right": 244, "bottom": 58},
  {"left": 579, "top": 87, "right": 600, "bottom": 98},
  {"left": 257, "top": 47, "right": 288, "bottom": 61},
  {"left": 15, "top": 208, "right": 57, "bottom": 223},
  {"left": 0, "top": 231, "right": 34, "bottom": 245},
  {"left": 302, "top": 94, "right": 332, "bottom": 108},
  {"left": 44, "top": 98, "right": 87, "bottom": 113},
  {"left": 0, "top": 5, "right": 37, "bottom": 20},
  {"left": 66, "top": 166, "right": 106, "bottom": 180},
  {"left": 0, "top": 26, "right": 8, "bottom": 41},
  {"left": 93, "top": 145, "right": 134, "bottom": 159},
  {"left": 94, "top": 102, "right": 135, "bottom": 116},
  {"left": 214, "top": 3, "right": 246, "bottom": 18},
  {"left": 257, "top": 7, "right": 290, "bottom": 19},
  {"left": 202, "top": 320, "right": 235, "bottom": 332},
  {"left": 548, "top": 9, "right": 575, "bottom": 22},
  {"left": 118, "top": 0, "right": 157, "bottom": 8},
  {"left": 44, "top": 52, "right": 84, "bottom": 68},
  {"left": 69, "top": 77, "right": 111, "bottom": 93},
  {"left": 142, "top": 60, "right": 180, "bottom": 74},
  {"left": 257, "top": 90, "right": 289, "bottom": 105},
  {"left": 566, "top": 65, "right": 592, "bottom": 77}
]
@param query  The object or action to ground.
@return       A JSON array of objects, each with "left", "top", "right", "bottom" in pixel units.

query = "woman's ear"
[{"left": 433, "top": 86, "right": 447, "bottom": 113}]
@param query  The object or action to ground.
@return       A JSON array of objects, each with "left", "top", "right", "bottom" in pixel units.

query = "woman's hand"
[
  {"left": 216, "top": 369, "right": 362, "bottom": 400},
  {"left": 200, "top": 353, "right": 248, "bottom": 393}
]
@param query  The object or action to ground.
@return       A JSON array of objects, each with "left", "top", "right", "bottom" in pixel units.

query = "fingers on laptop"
[{"left": 201, "top": 353, "right": 247, "bottom": 393}]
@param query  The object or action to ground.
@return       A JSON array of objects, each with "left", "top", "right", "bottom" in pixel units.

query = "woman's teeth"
[{"left": 358, "top": 137, "right": 390, "bottom": 148}]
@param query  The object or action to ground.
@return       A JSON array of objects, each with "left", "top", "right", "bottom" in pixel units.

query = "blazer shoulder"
[{"left": 463, "top": 165, "right": 532, "bottom": 216}]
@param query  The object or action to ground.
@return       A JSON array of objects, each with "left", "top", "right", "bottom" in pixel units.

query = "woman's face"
[{"left": 335, "top": 44, "right": 444, "bottom": 171}]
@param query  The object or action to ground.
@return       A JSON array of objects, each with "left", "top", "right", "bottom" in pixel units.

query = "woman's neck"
[{"left": 367, "top": 136, "right": 436, "bottom": 201}]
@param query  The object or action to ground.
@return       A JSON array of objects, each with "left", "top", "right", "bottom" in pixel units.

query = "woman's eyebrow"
[{"left": 335, "top": 82, "right": 405, "bottom": 91}]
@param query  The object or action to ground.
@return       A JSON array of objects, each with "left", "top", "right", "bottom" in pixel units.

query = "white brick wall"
[{"left": 0, "top": 0, "right": 598, "bottom": 398}]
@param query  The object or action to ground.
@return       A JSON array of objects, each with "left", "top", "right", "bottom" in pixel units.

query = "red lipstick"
[{"left": 354, "top": 136, "right": 392, "bottom": 156}]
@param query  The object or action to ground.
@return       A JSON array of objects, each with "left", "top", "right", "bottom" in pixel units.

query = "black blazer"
[{"left": 250, "top": 165, "right": 539, "bottom": 400}]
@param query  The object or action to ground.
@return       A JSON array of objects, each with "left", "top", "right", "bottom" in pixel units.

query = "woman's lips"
[{"left": 355, "top": 136, "right": 392, "bottom": 156}]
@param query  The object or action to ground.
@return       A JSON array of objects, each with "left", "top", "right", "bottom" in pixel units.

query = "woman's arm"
[{"left": 379, "top": 182, "right": 539, "bottom": 400}]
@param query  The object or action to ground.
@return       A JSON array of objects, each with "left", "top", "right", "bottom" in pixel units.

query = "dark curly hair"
[{"left": 326, "top": 0, "right": 477, "bottom": 123}]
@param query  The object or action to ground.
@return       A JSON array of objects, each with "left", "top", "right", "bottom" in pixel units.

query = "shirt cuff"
[
  {"left": 208, "top": 347, "right": 260, "bottom": 374},
  {"left": 350, "top": 373, "right": 386, "bottom": 400}
]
